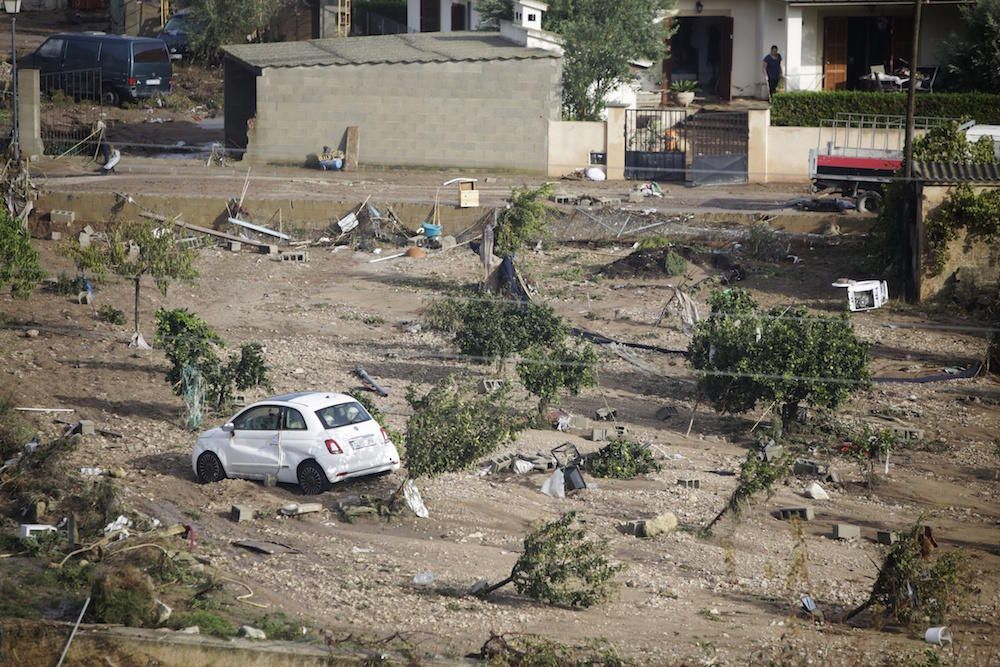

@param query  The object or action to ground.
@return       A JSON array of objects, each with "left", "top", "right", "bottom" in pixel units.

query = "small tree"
[
  {"left": 837, "top": 424, "right": 898, "bottom": 490},
  {"left": 477, "top": 511, "right": 623, "bottom": 608},
  {"left": 516, "top": 339, "right": 598, "bottom": 414},
  {"left": 495, "top": 184, "right": 553, "bottom": 258},
  {"left": 703, "top": 449, "right": 791, "bottom": 533},
  {"left": 688, "top": 288, "right": 871, "bottom": 423},
  {"left": 453, "top": 297, "right": 565, "bottom": 368},
  {"left": 0, "top": 209, "right": 45, "bottom": 299},
  {"left": 403, "top": 378, "right": 523, "bottom": 481},
  {"left": 946, "top": 0, "right": 1000, "bottom": 93},
  {"left": 187, "top": 0, "right": 282, "bottom": 62},
  {"left": 66, "top": 220, "right": 198, "bottom": 335}
]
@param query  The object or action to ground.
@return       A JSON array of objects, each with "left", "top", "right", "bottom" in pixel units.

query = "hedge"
[{"left": 770, "top": 91, "right": 1000, "bottom": 127}]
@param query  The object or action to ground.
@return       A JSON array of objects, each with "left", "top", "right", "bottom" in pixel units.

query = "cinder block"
[
  {"left": 78, "top": 420, "right": 96, "bottom": 435},
  {"left": 259, "top": 245, "right": 279, "bottom": 255},
  {"left": 228, "top": 241, "right": 242, "bottom": 252},
  {"left": 19, "top": 524, "right": 57, "bottom": 541},
  {"left": 50, "top": 209, "right": 75, "bottom": 224},
  {"left": 832, "top": 523, "right": 861, "bottom": 540},
  {"left": 613, "top": 424, "right": 628, "bottom": 438},
  {"left": 775, "top": 506, "right": 815, "bottom": 521},
  {"left": 677, "top": 478, "right": 701, "bottom": 489},
  {"left": 230, "top": 505, "right": 253, "bottom": 523},
  {"left": 280, "top": 251, "right": 309, "bottom": 262},
  {"left": 591, "top": 428, "right": 609, "bottom": 442},
  {"left": 50, "top": 231, "right": 62, "bottom": 241},
  {"left": 877, "top": 530, "right": 899, "bottom": 545}
]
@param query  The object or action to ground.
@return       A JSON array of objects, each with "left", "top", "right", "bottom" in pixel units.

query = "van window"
[
  {"left": 100, "top": 42, "right": 128, "bottom": 69},
  {"left": 36, "top": 38, "right": 65, "bottom": 60},
  {"left": 64, "top": 39, "right": 101, "bottom": 68},
  {"left": 133, "top": 42, "right": 169, "bottom": 63}
]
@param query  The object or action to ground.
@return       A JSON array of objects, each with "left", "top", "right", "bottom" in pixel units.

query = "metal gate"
[
  {"left": 39, "top": 69, "right": 105, "bottom": 157},
  {"left": 625, "top": 109, "right": 749, "bottom": 185}
]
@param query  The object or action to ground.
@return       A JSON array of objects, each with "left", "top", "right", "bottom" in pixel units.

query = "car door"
[
  {"left": 278, "top": 406, "right": 315, "bottom": 478},
  {"left": 227, "top": 404, "right": 282, "bottom": 479}
]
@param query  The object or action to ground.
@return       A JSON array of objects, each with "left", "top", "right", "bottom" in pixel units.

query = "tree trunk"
[
  {"left": 133, "top": 275, "right": 141, "bottom": 333},
  {"left": 476, "top": 574, "right": 515, "bottom": 598}
]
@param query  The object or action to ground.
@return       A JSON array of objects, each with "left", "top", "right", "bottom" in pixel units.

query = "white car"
[{"left": 191, "top": 392, "right": 401, "bottom": 495}]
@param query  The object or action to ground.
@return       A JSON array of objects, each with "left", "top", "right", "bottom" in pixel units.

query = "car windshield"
[
  {"left": 315, "top": 401, "right": 372, "bottom": 429},
  {"left": 163, "top": 16, "right": 189, "bottom": 32}
]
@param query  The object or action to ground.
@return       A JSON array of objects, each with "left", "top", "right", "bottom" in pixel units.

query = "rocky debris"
[
  {"left": 239, "top": 626, "right": 267, "bottom": 640},
  {"left": 623, "top": 512, "right": 678, "bottom": 538},
  {"left": 805, "top": 482, "right": 830, "bottom": 501},
  {"left": 155, "top": 599, "right": 172, "bottom": 624}
]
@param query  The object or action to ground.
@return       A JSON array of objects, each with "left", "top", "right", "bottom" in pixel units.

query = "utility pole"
[{"left": 902, "top": 0, "right": 923, "bottom": 178}]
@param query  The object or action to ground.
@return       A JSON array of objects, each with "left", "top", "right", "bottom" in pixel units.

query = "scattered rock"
[
  {"left": 642, "top": 512, "right": 678, "bottom": 538},
  {"left": 239, "top": 626, "right": 267, "bottom": 640},
  {"left": 177, "top": 626, "right": 200, "bottom": 635},
  {"left": 24, "top": 329, "right": 39, "bottom": 338},
  {"left": 805, "top": 482, "right": 829, "bottom": 501},
  {"left": 155, "top": 599, "right": 172, "bottom": 624}
]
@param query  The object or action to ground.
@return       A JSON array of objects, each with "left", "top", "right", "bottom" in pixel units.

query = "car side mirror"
[{"left": 222, "top": 422, "right": 235, "bottom": 433}]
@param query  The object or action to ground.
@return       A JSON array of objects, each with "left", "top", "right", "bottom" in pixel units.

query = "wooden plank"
[
  {"left": 139, "top": 211, "right": 270, "bottom": 249},
  {"left": 227, "top": 217, "right": 290, "bottom": 241},
  {"left": 345, "top": 126, "right": 360, "bottom": 171}
]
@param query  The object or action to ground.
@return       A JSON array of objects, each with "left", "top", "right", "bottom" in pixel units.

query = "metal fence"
[
  {"left": 39, "top": 69, "right": 105, "bottom": 157},
  {"left": 625, "top": 109, "right": 691, "bottom": 181}
]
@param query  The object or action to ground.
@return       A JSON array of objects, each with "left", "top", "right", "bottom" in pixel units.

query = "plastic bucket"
[
  {"left": 924, "top": 627, "right": 952, "bottom": 645},
  {"left": 422, "top": 222, "right": 442, "bottom": 239}
]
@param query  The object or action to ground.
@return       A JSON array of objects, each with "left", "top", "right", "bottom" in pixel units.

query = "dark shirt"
[{"left": 764, "top": 53, "right": 782, "bottom": 80}]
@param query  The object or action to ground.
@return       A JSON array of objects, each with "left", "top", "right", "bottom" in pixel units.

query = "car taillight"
[
  {"left": 324, "top": 439, "right": 342, "bottom": 454},
  {"left": 380, "top": 427, "right": 390, "bottom": 444},
  {"left": 128, "top": 77, "right": 138, "bottom": 86}
]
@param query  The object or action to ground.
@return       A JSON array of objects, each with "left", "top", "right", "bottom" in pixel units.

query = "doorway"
[
  {"left": 665, "top": 16, "right": 734, "bottom": 102},
  {"left": 824, "top": 15, "right": 913, "bottom": 90},
  {"left": 420, "top": 0, "right": 440, "bottom": 32},
  {"left": 451, "top": 2, "right": 467, "bottom": 30}
]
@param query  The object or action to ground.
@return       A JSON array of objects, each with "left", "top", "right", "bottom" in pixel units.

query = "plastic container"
[
  {"left": 924, "top": 627, "right": 952, "bottom": 645},
  {"left": 412, "top": 572, "right": 434, "bottom": 586},
  {"left": 421, "top": 222, "right": 442, "bottom": 239}
]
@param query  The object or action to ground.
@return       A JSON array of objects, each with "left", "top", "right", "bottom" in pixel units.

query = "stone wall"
[{"left": 244, "top": 57, "right": 562, "bottom": 172}]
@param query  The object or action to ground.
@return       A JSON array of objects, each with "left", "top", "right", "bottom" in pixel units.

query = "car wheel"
[
  {"left": 297, "top": 460, "right": 330, "bottom": 495},
  {"left": 856, "top": 190, "right": 884, "bottom": 215},
  {"left": 102, "top": 87, "right": 121, "bottom": 107},
  {"left": 195, "top": 451, "right": 226, "bottom": 484}
]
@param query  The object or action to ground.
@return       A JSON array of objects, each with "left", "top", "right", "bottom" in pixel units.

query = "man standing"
[{"left": 763, "top": 45, "right": 784, "bottom": 98}]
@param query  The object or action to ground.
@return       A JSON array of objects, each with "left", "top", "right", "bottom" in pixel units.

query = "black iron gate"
[
  {"left": 625, "top": 109, "right": 749, "bottom": 184},
  {"left": 39, "top": 69, "right": 105, "bottom": 157}
]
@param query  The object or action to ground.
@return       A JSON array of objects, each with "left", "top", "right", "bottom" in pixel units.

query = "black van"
[{"left": 21, "top": 32, "right": 173, "bottom": 106}]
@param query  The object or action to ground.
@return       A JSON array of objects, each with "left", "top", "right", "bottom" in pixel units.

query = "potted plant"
[{"left": 670, "top": 80, "right": 697, "bottom": 107}]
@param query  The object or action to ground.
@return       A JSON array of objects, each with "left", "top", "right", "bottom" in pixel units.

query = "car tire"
[
  {"left": 195, "top": 451, "right": 226, "bottom": 484},
  {"left": 297, "top": 460, "right": 330, "bottom": 495},
  {"left": 102, "top": 87, "right": 121, "bottom": 108},
  {"left": 856, "top": 190, "right": 884, "bottom": 215}
]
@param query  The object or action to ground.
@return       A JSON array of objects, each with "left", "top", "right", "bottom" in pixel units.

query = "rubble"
[
  {"left": 239, "top": 626, "right": 267, "bottom": 640},
  {"left": 622, "top": 512, "right": 678, "bottom": 538},
  {"left": 832, "top": 524, "right": 861, "bottom": 540}
]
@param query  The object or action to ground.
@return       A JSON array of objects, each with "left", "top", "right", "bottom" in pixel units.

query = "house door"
[
  {"left": 824, "top": 17, "right": 848, "bottom": 90},
  {"left": 451, "top": 2, "right": 467, "bottom": 30},
  {"left": 718, "top": 16, "right": 734, "bottom": 102},
  {"left": 420, "top": 0, "right": 440, "bottom": 32}
]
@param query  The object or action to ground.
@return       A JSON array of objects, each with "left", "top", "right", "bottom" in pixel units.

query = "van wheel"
[
  {"left": 102, "top": 87, "right": 121, "bottom": 107},
  {"left": 196, "top": 452, "right": 226, "bottom": 484},
  {"left": 297, "top": 460, "right": 330, "bottom": 495}
]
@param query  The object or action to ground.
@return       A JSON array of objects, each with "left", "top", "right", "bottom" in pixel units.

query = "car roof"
[
  {"left": 49, "top": 32, "right": 166, "bottom": 45},
  {"left": 257, "top": 392, "right": 359, "bottom": 409}
]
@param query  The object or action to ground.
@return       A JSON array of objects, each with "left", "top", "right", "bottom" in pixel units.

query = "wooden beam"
[{"left": 138, "top": 211, "right": 270, "bottom": 249}]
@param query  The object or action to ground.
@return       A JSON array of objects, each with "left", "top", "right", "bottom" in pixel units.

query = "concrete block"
[
  {"left": 591, "top": 427, "right": 609, "bottom": 442},
  {"left": 677, "top": 478, "right": 701, "bottom": 489},
  {"left": 50, "top": 231, "right": 62, "bottom": 241},
  {"left": 832, "top": 523, "right": 861, "bottom": 540},
  {"left": 280, "top": 251, "right": 309, "bottom": 262},
  {"left": 595, "top": 407, "right": 616, "bottom": 421},
  {"left": 259, "top": 244, "right": 279, "bottom": 255},
  {"left": 19, "top": 524, "right": 57, "bottom": 541},
  {"left": 78, "top": 420, "right": 96, "bottom": 435},
  {"left": 478, "top": 378, "right": 503, "bottom": 394},
  {"left": 230, "top": 505, "right": 253, "bottom": 523},
  {"left": 877, "top": 530, "right": 899, "bottom": 545},
  {"left": 78, "top": 232, "right": 91, "bottom": 248},
  {"left": 50, "top": 209, "right": 75, "bottom": 224},
  {"left": 891, "top": 426, "right": 924, "bottom": 441},
  {"left": 77, "top": 291, "right": 91, "bottom": 305},
  {"left": 613, "top": 424, "right": 628, "bottom": 438},
  {"left": 775, "top": 506, "right": 815, "bottom": 521},
  {"left": 228, "top": 241, "right": 242, "bottom": 252},
  {"left": 761, "top": 442, "right": 783, "bottom": 462},
  {"left": 567, "top": 414, "right": 588, "bottom": 430}
]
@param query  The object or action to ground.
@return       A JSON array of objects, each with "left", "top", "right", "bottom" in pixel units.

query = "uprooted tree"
[
  {"left": 845, "top": 523, "right": 971, "bottom": 627},
  {"left": 65, "top": 220, "right": 198, "bottom": 336},
  {"left": 494, "top": 184, "right": 554, "bottom": 258},
  {"left": 476, "top": 511, "right": 623, "bottom": 607},
  {"left": 0, "top": 208, "right": 45, "bottom": 299},
  {"left": 155, "top": 308, "right": 271, "bottom": 426},
  {"left": 703, "top": 448, "right": 792, "bottom": 533},
  {"left": 688, "top": 288, "right": 871, "bottom": 427}
]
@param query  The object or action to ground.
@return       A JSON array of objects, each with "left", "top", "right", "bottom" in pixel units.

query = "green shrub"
[
  {"left": 743, "top": 222, "right": 785, "bottom": 262},
  {"left": 0, "top": 209, "right": 45, "bottom": 299},
  {"left": 636, "top": 236, "right": 671, "bottom": 250},
  {"left": 663, "top": 249, "right": 688, "bottom": 276},
  {"left": 170, "top": 610, "right": 236, "bottom": 637},
  {"left": 0, "top": 393, "right": 35, "bottom": 460},
  {"left": 90, "top": 565, "right": 157, "bottom": 627},
  {"left": 422, "top": 297, "right": 466, "bottom": 333},
  {"left": 254, "top": 612, "right": 307, "bottom": 641},
  {"left": 770, "top": 91, "right": 1000, "bottom": 127},
  {"left": 516, "top": 339, "right": 598, "bottom": 414},
  {"left": 97, "top": 304, "right": 127, "bottom": 325},
  {"left": 453, "top": 297, "right": 566, "bottom": 366},
  {"left": 585, "top": 439, "right": 661, "bottom": 479},
  {"left": 52, "top": 272, "right": 88, "bottom": 295}
]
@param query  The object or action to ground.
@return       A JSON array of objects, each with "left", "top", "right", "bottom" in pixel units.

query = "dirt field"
[{"left": 1, "top": 223, "right": 999, "bottom": 664}]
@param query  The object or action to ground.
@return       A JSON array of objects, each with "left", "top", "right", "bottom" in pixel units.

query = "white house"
[{"left": 405, "top": 0, "right": 967, "bottom": 100}]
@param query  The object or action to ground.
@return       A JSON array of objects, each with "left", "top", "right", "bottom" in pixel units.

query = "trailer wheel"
[{"left": 856, "top": 190, "right": 884, "bottom": 214}]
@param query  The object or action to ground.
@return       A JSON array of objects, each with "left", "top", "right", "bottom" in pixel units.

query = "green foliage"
[
  {"left": 0, "top": 209, "right": 45, "bottom": 299},
  {"left": 154, "top": 308, "right": 270, "bottom": 411},
  {"left": 187, "top": 0, "right": 281, "bottom": 63},
  {"left": 97, "top": 304, "right": 127, "bottom": 325},
  {"left": 837, "top": 424, "right": 899, "bottom": 488},
  {"left": 913, "top": 121, "right": 998, "bottom": 164},
  {"left": 453, "top": 297, "right": 566, "bottom": 366},
  {"left": 90, "top": 565, "right": 157, "bottom": 627},
  {"left": 404, "top": 378, "right": 523, "bottom": 479},
  {"left": 422, "top": 297, "right": 466, "bottom": 333},
  {"left": 254, "top": 612, "right": 307, "bottom": 641},
  {"left": 0, "top": 392, "right": 35, "bottom": 461},
  {"left": 52, "top": 272, "right": 88, "bottom": 295},
  {"left": 508, "top": 512, "right": 623, "bottom": 608},
  {"left": 743, "top": 222, "right": 785, "bottom": 262},
  {"left": 585, "top": 438, "right": 661, "bottom": 479},
  {"left": 636, "top": 235, "right": 671, "bottom": 250},
  {"left": 704, "top": 448, "right": 792, "bottom": 532},
  {"left": 662, "top": 249, "right": 688, "bottom": 277},
  {"left": 849, "top": 524, "right": 971, "bottom": 627},
  {"left": 769, "top": 91, "right": 1000, "bottom": 127},
  {"left": 924, "top": 183, "right": 1000, "bottom": 276},
  {"left": 495, "top": 184, "right": 554, "bottom": 257},
  {"left": 670, "top": 79, "right": 698, "bottom": 93},
  {"left": 945, "top": 0, "right": 1000, "bottom": 93},
  {"left": 516, "top": 339, "right": 598, "bottom": 414},
  {"left": 688, "top": 288, "right": 871, "bottom": 416},
  {"left": 170, "top": 610, "right": 236, "bottom": 637}
]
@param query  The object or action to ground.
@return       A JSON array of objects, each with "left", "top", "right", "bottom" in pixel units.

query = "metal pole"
[
  {"left": 56, "top": 596, "right": 91, "bottom": 667},
  {"left": 902, "top": 0, "right": 923, "bottom": 179},
  {"left": 11, "top": 15, "right": 18, "bottom": 163}
]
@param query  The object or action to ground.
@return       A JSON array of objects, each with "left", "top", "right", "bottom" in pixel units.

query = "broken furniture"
[{"left": 832, "top": 279, "right": 889, "bottom": 311}]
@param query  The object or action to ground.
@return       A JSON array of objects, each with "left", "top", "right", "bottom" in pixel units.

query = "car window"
[
  {"left": 101, "top": 42, "right": 128, "bottom": 69},
  {"left": 133, "top": 42, "right": 169, "bottom": 63},
  {"left": 315, "top": 402, "right": 372, "bottom": 429},
  {"left": 232, "top": 405, "right": 281, "bottom": 431},
  {"left": 163, "top": 16, "right": 189, "bottom": 32},
  {"left": 64, "top": 39, "right": 101, "bottom": 67},
  {"left": 284, "top": 407, "right": 308, "bottom": 431},
  {"left": 36, "top": 38, "right": 65, "bottom": 60}
]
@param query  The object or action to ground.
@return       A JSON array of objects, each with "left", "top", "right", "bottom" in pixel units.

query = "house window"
[{"left": 528, "top": 13, "right": 536, "bottom": 21}]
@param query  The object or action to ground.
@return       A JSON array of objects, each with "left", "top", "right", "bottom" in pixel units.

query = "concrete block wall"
[{"left": 245, "top": 57, "right": 562, "bottom": 173}]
